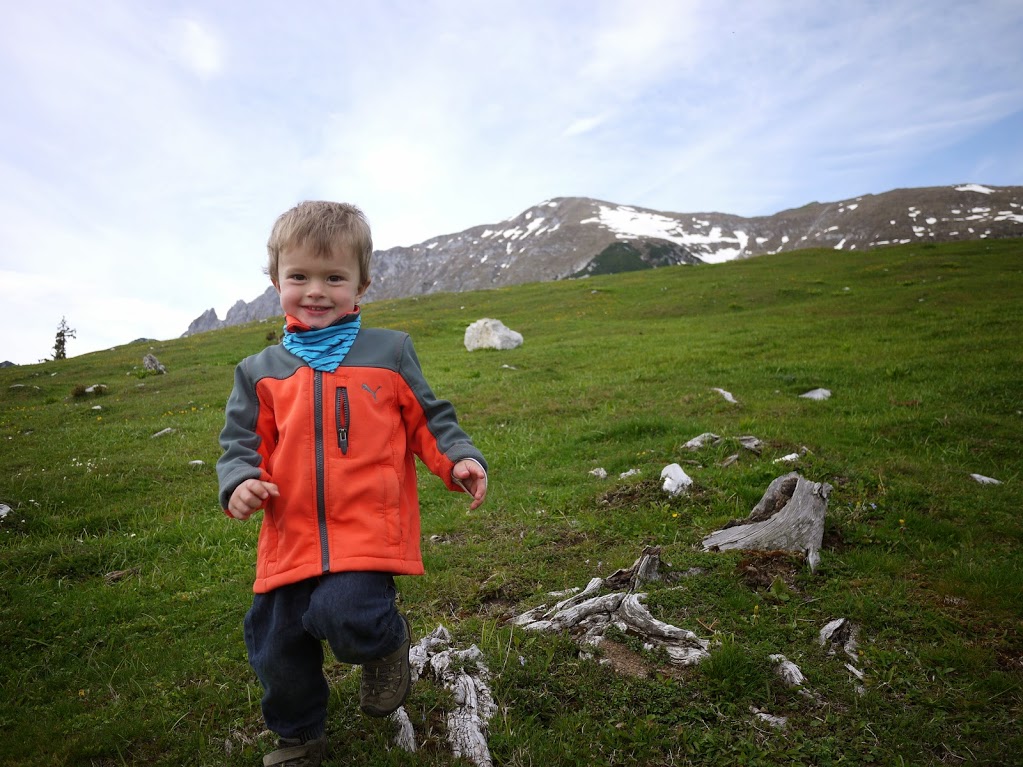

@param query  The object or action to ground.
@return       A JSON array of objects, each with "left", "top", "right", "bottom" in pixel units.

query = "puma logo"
[{"left": 362, "top": 383, "right": 382, "bottom": 401}]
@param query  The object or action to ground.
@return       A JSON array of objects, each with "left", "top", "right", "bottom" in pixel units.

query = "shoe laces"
[{"left": 362, "top": 654, "right": 403, "bottom": 695}]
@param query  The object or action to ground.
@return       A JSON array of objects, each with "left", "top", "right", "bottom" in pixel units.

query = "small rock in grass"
[
  {"left": 737, "top": 435, "right": 763, "bottom": 453},
  {"left": 752, "top": 709, "right": 788, "bottom": 729},
  {"left": 711, "top": 387, "right": 738, "bottom": 404},
  {"left": 800, "top": 388, "right": 831, "bottom": 400},
  {"left": 684, "top": 432, "right": 721, "bottom": 450},
  {"left": 970, "top": 473, "right": 1001, "bottom": 485}
]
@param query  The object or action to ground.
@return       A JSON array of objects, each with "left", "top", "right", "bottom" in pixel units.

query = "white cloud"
[
  {"left": 0, "top": 0, "right": 1021, "bottom": 365},
  {"left": 563, "top": 114, "right": 610, "bottom": 138},
  {"left": 173, "top": 18, "right": 224, "bottom": 79},
  {"left": 579, "top": 0, "right": 702, "bottom": 87}
]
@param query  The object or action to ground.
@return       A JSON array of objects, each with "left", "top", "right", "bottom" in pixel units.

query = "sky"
[{"left": 1, "top": 1, "right": 1021, "bottom": 365}]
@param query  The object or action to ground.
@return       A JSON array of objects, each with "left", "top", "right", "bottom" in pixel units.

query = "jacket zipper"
[
  {"left": 336, "top": 386, "right": 350, "bottom": 455},
  {"left": 313, "top": 372, "right": 330, "bottom": 572}
]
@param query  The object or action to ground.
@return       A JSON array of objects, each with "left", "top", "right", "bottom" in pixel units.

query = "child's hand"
[
  {"left": 452, "top": 460, "right": 488, "bottom": 510},
  {"left": 227, "top": 479, "right": 279, "bottom": 520}
]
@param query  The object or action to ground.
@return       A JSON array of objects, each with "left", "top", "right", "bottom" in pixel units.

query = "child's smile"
[{"left": 274, "top": 241, "right": 370, "bottom": 329}]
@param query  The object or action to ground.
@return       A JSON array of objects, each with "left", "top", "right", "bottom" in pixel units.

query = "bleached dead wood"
[
  {"left": 702, "top": 472, "right": 832, "bottom": 572},
  {"left": 605, "top": 546, "right": 662, "bottom": 590},
  {"left": 618, "top": 594, "right": 710, "bottom": 665},
  {"left": 818, "top": 619, "right": 866, "bottom": 694},
  {"left": 391, "top": 707, "right": 416, "bottom": 753},
  {"left": 818, "top": 618, "right": 858, "bottom": 660},
  {"left": 769, "top": 653, "right": 825, "bottom": 705},
  {"left": 513, "top": 548, "right": 710, "bottom": 667},
  {"left": 684, "top": 432, "right": 721, "bottom": 450},
  {"left": 432, "top": 646, "right": 496, "bottom": 766},
  {"left": 752, "top": 707, "right": 788, "bottom": 729},
  {"left": 769, "top": 653, "right": 806, "bottom": 688},
  {"left": 394, "top": 625, "right": 497, "bottom": 767}
]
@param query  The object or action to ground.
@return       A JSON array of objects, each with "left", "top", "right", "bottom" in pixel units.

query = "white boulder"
[
  {"left": 661, "top": 464, "right": 693, "bottom": 495},
  {"left": 464, "top": 318, "right": 523, "bottom": 351}
]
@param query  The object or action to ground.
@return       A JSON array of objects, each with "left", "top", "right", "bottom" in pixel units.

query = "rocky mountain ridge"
[{"left": 184, "top": 184, "right": 1023, "bottom": 336}]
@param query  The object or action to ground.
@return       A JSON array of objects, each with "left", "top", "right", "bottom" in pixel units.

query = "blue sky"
[{"left": 1, "top": 0, "right": 1021, "bottom": 365}]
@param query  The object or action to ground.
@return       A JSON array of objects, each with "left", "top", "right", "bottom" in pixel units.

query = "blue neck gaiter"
[{"left": 282, "top": 311, "right": 361, "bottom": 372}]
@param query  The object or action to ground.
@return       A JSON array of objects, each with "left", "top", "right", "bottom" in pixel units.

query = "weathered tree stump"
[
  {"left": 605, "top": 545, "right": 663, "bottom": 590},
  {"left": 513, "top": 547, "right": 710, "bottom": 667},
  {"left": 394, "top": 626, "right": 497, "bottom": 767},
  {"left": 702, "top": 472, "right": 832, "bottom": 571}
]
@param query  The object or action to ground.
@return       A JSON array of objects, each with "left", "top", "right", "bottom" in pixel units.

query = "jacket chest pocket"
[
  {"left": 330, "top": 378, "right": 395, "bottom": 459},
  {"left": 335, "top": 386, "right": 350, "bottom": 455}
]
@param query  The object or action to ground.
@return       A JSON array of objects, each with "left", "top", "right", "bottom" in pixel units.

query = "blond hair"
[{"left": 266, "top": 201, "right": 373, "bottom": 285}]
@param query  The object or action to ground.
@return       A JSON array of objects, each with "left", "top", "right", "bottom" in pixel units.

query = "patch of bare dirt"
[
  {"left": 597, "top": 639, "right": 650, "bottom": 678},
  {"left": 821, "top": 523, "right": 848, "bottom": 552},
  {"left": 736, "top": 550, "right": 805, "bottom": 591},
  {"left": 595, "top": 639, "right": 693, "bottom": 682},
  {"left": 597, "top": 479, "right": 666, "bottom": 509}
]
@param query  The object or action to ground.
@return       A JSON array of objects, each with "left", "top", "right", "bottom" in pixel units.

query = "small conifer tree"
[{"left": 52, "top": 317, "right": 77, "bottom": 361}]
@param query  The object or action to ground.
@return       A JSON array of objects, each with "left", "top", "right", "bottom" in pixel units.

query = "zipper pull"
[{"left": 336, "top": 386, "right": 350, "bottom": 455}]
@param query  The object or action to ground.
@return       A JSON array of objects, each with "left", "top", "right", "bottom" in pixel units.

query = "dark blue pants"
[{"left": 243, "top": 572, "right": 406, "bottom": 740}]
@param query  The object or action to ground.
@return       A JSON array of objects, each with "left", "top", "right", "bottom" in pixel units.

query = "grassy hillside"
[{"left": 1, "top": 239, "right": 1020, "bottom": 766}]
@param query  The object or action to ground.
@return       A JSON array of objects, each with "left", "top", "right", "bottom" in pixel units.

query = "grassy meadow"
[{"left": 1, "top": 238, "right": 1021, "bottom": 766}]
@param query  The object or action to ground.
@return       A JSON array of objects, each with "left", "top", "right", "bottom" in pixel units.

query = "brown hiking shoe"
[
  {"left": 262, "top": 735, "right": 327, "bottom": 767},
  {"left": 359, "top": 614, "right": 412, "bottom": 717}
]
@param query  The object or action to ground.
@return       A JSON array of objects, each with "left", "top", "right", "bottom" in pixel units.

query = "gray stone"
[{"left": 463, "top": 318, "right": 523, "bottom": 351}]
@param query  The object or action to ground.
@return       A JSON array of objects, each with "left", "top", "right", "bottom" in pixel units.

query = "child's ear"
[{"left": 356, "top": 279, "right": 371, "bottom": 302}]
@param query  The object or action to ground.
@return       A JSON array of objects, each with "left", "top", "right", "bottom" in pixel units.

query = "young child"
[{"left": 217, "top": 201, "right": 488, "bottom": 766}]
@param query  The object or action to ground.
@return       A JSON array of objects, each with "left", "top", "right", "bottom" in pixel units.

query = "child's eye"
[{"left": 328, "top": 275, "right": 347, "bottom": 283}]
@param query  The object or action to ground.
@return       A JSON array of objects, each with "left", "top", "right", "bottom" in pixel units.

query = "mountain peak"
[{"left": 183, "top": 185, "right": 1023, "bottom": 336}]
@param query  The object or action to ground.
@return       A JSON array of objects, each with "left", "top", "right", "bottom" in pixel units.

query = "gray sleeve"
[
  {"left": 216, "top": 359, "right": 267, "bottom": 509},
  {"left": 399, "top": 335, "right": 488, "bottom": 473}
]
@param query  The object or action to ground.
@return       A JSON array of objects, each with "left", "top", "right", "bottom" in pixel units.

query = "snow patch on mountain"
[{"left": 580, "top": 204, "right": 749, "bottom": 263}]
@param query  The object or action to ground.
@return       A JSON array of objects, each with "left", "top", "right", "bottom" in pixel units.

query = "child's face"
[{"left": 273, "top": 241, "right": 370, "bottom": 329}]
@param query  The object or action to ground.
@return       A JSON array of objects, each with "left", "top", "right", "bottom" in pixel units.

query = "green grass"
[{"left": 1, "top": 238, "right": 1021, "bottom": 765}]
